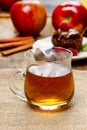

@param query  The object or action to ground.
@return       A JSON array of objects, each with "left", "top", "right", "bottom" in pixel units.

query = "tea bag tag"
[
  {"left": 33, "top": 48, "right": 46, "bottom": 61},
  {"left": 33, "top": 48, "right": 57, "bottom": 61}
]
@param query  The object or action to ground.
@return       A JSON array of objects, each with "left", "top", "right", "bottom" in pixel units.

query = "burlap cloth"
[{"left": 0, "top": 69, "right": 87, "bottom": 130}]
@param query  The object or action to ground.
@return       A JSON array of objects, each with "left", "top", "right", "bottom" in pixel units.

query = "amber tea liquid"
[{"left": 24, "top": 63, "right": 74, "bottom": 110}]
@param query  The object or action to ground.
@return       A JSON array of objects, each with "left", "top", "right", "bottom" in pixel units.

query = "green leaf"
[{"left": 81, "top": 43, "right": 87, "bottom": 51}]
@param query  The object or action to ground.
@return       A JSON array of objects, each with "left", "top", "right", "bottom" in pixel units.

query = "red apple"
[
  {"left": 10, "top": 0, "right": 47, "bottom": 36},
  {"left": 0, "top": 0, "right": 20, "bottom": 11},
  {"left": 52, "top": 1, "right": 87, "bottom": 33}
]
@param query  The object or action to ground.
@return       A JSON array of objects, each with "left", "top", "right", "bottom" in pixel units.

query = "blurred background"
[
  {"left": 40, "top": 0, "right": 81, "bottom": 14},
  {"left": 41, "top": 0, "right": 81, "bottom": 5}
]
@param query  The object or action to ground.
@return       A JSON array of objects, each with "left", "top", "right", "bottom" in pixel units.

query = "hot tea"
[
  {"left": 9, "top": 47, "right": 74, "bottom": 110},
  {"left": 24, "top": 63, "right": 74, "bottom": 109}
]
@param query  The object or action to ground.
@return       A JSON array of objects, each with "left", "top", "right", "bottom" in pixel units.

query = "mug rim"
[{"left": 25, "top": 47, "right": 73, "bottom": 62}]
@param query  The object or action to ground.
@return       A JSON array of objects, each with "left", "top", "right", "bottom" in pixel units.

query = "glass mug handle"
[{"left": 9, "top": 70, "right": 27, "bottom": 101}]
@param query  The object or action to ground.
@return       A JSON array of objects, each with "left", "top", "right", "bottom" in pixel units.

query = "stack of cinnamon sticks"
[{"left": 0, "top": 36, "right": 35, "bottom": 56}]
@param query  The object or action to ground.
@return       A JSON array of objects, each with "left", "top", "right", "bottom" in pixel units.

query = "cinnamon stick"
[
  {"left": 0, "top": 36, "right": 34, "bottom": 43},
  {"left": 0, "top": 39, "right": 35, "bottom": 49},
  {"left": 1, "top": 40, "right": 34, "bottom": 56}
]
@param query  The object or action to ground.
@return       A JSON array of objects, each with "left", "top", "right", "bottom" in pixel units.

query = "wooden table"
[{"left": 0, "top": 11, "right": 87, "bottom": 130}]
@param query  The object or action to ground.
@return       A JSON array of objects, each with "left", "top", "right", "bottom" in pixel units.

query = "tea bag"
[
  {"left": 33, "top": 48, "right": 57, "bottom": 61},
  {"left": 30, "top": 47, "right": 71, "bottom": 77},
  {"left": 45, "top": 48, "right": 57, "bottom": 61},
  {"left": 33, "top": 48, "right": 46, "bottom": 61},
  {"left": 33, "top": 47, "right": 70, "bottom": 62}
]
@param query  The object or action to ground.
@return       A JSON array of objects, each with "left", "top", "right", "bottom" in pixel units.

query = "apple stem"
[{"left": 82, "top": 26, "right": 87, "bottom": 36}]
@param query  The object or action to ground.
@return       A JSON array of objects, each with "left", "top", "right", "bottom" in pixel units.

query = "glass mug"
[{"left": 9, "top": 47, "right": 74, "bottom": 111}]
